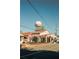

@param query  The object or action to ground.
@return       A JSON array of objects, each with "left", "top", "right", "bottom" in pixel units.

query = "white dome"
[{"left": 35, "top": 21, "right": 42, "bottom": 27}]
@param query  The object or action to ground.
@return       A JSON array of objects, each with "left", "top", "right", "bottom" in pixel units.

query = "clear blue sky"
[{"left": 20, "top": 0, "right": 59, "bottom": 34}]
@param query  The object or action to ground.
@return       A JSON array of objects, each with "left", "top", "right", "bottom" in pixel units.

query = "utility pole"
[{"left": 55, "top": 24, "right": 58, "bottom": 36}]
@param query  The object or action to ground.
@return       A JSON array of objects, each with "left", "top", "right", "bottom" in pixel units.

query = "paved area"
[{"left": 20, "top": 49, "right": 59, "bottom": 59}]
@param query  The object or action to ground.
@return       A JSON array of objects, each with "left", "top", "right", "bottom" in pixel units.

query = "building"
[{"left": 20, "top": 21, "right": 58, "bottom": 44}]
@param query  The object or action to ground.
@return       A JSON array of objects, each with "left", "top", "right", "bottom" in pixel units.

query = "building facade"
[{"left": 20, "top": 21, "right": 58, "bottom": 45}]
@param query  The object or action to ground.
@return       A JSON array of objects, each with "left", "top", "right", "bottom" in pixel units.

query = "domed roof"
[{"left": 35, "top": 21, "right": 43, "bottom": 27}]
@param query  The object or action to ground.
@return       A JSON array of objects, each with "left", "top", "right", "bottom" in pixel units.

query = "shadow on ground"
[{"left": 20, "top": 49, "right": 59, "bottom": 59}]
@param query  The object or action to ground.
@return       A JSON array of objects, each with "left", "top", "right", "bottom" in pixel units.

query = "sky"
[{"left": 20, "top": 0, "right": 59, "bottom": 34}]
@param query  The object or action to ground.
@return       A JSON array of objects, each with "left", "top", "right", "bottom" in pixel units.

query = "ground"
[{"left": 21, "top": 43, "right": 59, "bottom": 51}]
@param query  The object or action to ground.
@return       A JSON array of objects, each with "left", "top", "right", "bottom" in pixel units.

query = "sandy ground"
[{"left": 21, "top": 43, "right": 59, "bottom": 51}]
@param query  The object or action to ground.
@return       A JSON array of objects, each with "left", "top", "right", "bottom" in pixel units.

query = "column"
[
  {"left": 45, "top": 36, "right": 48, "bottom": 43},
  {"left": 38, "top": 36, "right": 41, "bottom": 43}
]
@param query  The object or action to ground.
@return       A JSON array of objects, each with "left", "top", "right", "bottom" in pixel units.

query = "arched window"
[
  {"left": 24, "top": 37, "right": 27, "bottom": 39},
  {"left": 32, "top": 36, "right": 38, "bottom": 43}
]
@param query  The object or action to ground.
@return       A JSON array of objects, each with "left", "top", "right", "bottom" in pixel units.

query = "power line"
[
  {"left": 21, "top": 25, "right": 35, "bottom": 30},
  {"left": 26, "top": 0, "right": 51, "bottom": 30},
  {"left": 26, "top": 0, "right": 44, "bottom": 20}
]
